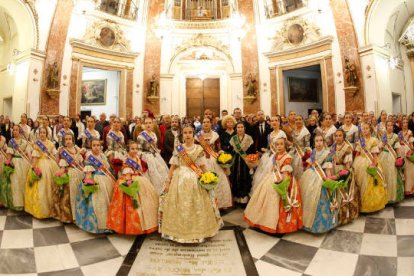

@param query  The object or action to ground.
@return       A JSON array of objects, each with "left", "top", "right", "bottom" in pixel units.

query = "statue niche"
[{"left": 46, "top": 61, "right": 60, "bottom": 98}]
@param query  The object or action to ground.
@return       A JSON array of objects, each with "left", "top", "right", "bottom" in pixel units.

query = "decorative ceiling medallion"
[
  {"left": 173, "top": 34, "right": 231, "bottom": 61},
  {"left": 269, "top": 16, "right": 321, "bottom": 51},
  {"left": 83, "top": 20, "right": 131, "bottom": 52}
]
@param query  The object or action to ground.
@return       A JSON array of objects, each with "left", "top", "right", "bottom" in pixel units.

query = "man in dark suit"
[
  {"left": 163, "top": 116, "right": 182, "bottom": 166},
  {"left": 253, "top": 110, "right": 271, "bottom": 154},
  {"left": 1, "top": 116, "right": 12, "bottom": 142}
]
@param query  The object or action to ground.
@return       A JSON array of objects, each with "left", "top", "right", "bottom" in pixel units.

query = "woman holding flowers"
[
  {"left": 159, "top": 124, "right": 222, "bottom": 243},
  {"left": 3, "top": 125, "right": 31, "bottom": 210},
  {"left": 51, "top": 133, "right": 84, "bottom": 222},
  {"left": 75, "top": 139, "right": 115, "bottom": 233},
  {"left": 353, "top": 123, "right": 387, "bottom": 213},
  {"left": 105, "top": 117, "right": 127, "bottom": 177},
  {"left": 290, "top": 115, "right": 311, "bottom": 180},
  {"left": 136, "top": 117, "right": 169, "bottom": 194},
  {"left": 299, "top": 134, "right": 338, "bottom": 233},
  {"left": 378, "top": 120, "right": 404, "bottom": 203},
  {"left": 107, "top": 141, "right": 159, "bottom": 234},
  {"left": 244, "top": 137, "right": 302, "bottom": 234},
  {"left": 0, "top": 132, "right": 9, "bottom": 204},
  {"left": 331, "top": 129, "right": 359, "bottom": 225},
  {"left": 24, "top": 127, "right": 59, "bottom": 218},
  {"left": 195, "top": 117, "right": 232, "bottom": 209},
  {"left": 229, "top": 122, "right": 256, "bottom": 204},
  {"left": 399, "top": 118, "right": 414, "bottom": 195},
  {"left": 251, "top": 116, "right": 287, "bottom": 194}
]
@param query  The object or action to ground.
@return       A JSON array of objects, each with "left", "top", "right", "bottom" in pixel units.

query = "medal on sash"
[
  {"left": 35, "top": 140, "right": 48, "bottom": 152},
  {"left": 109, "top": 132, "right": 121, "bottom": 143},
  {"left": 84, "top": 129, "right": 93, "bottom": 140},
  {"left": 141, "top": 131, "right": 154, "bottom": 143},
  {"left": 61, "top": 150, "right": 75, "bottom": 165},
  {"left": 87, "top": 154, "right": 103, "bottom": 169}
]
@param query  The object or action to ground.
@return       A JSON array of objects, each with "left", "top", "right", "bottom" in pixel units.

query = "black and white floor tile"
[{"left": 0, "top": 197, "right": 413, "bottom": 275}]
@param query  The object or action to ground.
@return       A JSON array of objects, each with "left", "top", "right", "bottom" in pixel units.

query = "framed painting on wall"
[
  {"left": 287, "top": 77, "right": 318, "bottom": 102},
  {"left": 81, "top": 79, "right": 107, "bottom": 105}
]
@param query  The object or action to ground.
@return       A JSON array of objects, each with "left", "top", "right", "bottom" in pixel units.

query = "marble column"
[
  {"left": 239, "top": 0, "right": 261, "bottom": 114},
  {"left": 330, "top": 0, "right": 365, "bottom": 112},
  {"left": 40, "top": 0, "right": 74, "bottom": 115},
  {"left": 142, "top": 0, "right": 164, "bottom": 115}
]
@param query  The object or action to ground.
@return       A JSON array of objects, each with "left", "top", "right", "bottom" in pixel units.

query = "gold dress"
[
  {"left": 159, "top": 144, "right": 223, "bottom": 243},
  {"left": 353, "top": 137, "right": 387, "bottom": 213}
]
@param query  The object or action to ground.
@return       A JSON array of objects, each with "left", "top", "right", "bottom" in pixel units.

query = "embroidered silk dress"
[
  {"left": 75, "top": 152, "right": 114, "bottom": 233},
  {"left": 300, "top": 149, "right": 338, "bottom": 233},
  {"left": 137, "top": 130, "right": 169, "bottom": 194},
  {"left": 159, "top": 144, "right": 223, "bottom": 243},
  {"left": 399, "top": 130, "right": 414, "bottom": 195},
  {"left": 378, "top": 133, "right": 404, "bottom": 203},
  {"left": 331, "top": 142, "right": 359, "bottom": 225},
  {"left": 290, "top": 127, "right": 311, "bottom": 180},
  {"left": 24, "top": 140, "right": 59, "bottom": 218},
  {"left": 56, "top": 128, "right": 75, "bottom": 148},
  {"left": 251, "top": 130, "right": 287, "bottom": 194},
  {"left": 79, "top": 128, "right": 100, "bottom": 150},
  {"left": 4, "top": 138, "right": 31, "bottom": 210},
  {"left": 195, "top": 130, "right": 232, "bottom": 209},
  {"left": 353, "top": 137, "right": 388, "bottom": 213},
  {"left": 105, "top": 130, "right": 127, "bottom": 176},
  {"left": 107, "top": 157, "right": 159, "bottom": 235},
  {"left": 315, "top": 125, "right": 337, "bottom": 147},
  {"left": 51, "top": 146, "right": 84, "bottom": 222},
  {"left": 244, "top": 153, "right": 302, "bottom": 234},
  {"left": 340, "top": 124, "right": 359, "bottom": 147}
]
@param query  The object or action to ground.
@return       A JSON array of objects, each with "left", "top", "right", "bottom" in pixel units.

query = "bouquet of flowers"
[
  {"left": 28, "top": 167, "right": 42, "bottom": 187},
  {"left": 53, "top": 171, "right": 70, "bottom": 197},
  {"left": 217, "top": 152, "right": 234, "bottom": 169},
  {"left": 245, "top": 154, "right": 260, "bottom": 169},
  {"left": 408, "top": 150, "right": 414, "bottom": 163},
  {"left": 111, "top": 158, "right": 123, "bottom": 173},
  {"left": 119, "top": 178, "right": 140, "bottom": 209},
  {"left": 272, "top": 177, "right": 290, "bottom": 206},
  {"left": 366, "top": 165, "right": 380, "bottom": 185},
  {"left": 82, "top": 178, "right": 99, "bottom": 198},
  {"left": 3, "top": 160, "right": 15, "bottom": 179},
  {"left": 198, "top": 171, "right": 219, "bottom": 191},
  {"left": 395, "top": 157, "right": 405, "bottom": 168}
]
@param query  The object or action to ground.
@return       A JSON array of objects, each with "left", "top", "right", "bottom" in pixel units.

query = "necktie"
[{"left": 260, "top": 124, "right": 263, "bottom": 135}]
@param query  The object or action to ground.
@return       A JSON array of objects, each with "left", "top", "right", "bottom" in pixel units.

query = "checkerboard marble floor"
[{"left": 1, "top": 197, "right": 414, "bottom": 276}]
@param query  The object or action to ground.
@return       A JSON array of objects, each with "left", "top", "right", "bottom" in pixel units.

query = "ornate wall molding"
[
  {"left": 21, "top": 0, "right": 39, "bottom": 49},
  {"left": 172, "top": 19, "right": 231, "bottom": 29},
  {"left": 268, "top": 16, "right": 321, "bottom": 52}
]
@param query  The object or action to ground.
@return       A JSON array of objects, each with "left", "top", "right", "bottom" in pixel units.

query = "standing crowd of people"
[{"left": 0, "top": 108, "right": 413, "bottom": 242}]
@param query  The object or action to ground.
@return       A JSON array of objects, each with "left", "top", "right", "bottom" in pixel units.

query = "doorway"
[
  {"left": 392, "top": 93, "right": 401, "bottom": 114},
  {"left": 186, "top": 78, "right": 220, "bottom": 118},
  {"left": 81, "top": 67, "right": 121, "bottom": 117},
  {"left": 3, "top": 97, "right": 12, "bottom": 117}
]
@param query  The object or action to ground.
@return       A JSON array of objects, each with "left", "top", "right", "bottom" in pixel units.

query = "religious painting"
[
  {"left": 288, "top": 77, "right": 318, "bottom": 102},
  {"left": 99, "top": 27, "right": 116, "bottom": 47},
  {"left": 81, "top": 79, "right": 107, "bottom": 105}
]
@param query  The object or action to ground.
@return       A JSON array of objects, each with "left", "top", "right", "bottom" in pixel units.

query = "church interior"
[{"left": 0, "top": 0, "right": 414, "bottom": 275}]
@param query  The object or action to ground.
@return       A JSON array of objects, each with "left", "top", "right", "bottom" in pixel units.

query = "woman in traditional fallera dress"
[
  {"left": 78, "top": 116, "right": 100, "bottom": 150},
  {"left": 290, "top": 115, "right": 311, "bottom": 180},
  {"left": 230, "top": 122, "right": 256, "bottom": 204},
  {"left": 159, "top": 124, "right": 222, "bottom": 243},
  {"left": 195, "top": 117, "right": 232, "bottom": 209},
  {"left": 377, "top": 110, "right": 388, "bottom": 139},
  {"left": 378, "top": 120, "right": 404, "bottom": 203},
  {"left": 244, "top": 137, "right": 303, "bottom": 234},
  {"left": 51, "top": 134, "right": 84, "bottom": 223},
  {"left": 331, "top": 129, "right": 359, "bottom": 225},
  {"left": 75, "top": 139, "right": 115, "bottom": 233},
  {"left": 353, "top": 123, "right": 388, "bottom": 213},
  {"left": 137, "top": 117, "right": 169, "bottom": 194},
  {"left": 300, "top": 134, "right": 338, "bottom": 233},
  {"left": 340, "top": 112, "right": 359, "bottom": 147},
  {"left": 24, "top": 127, "right": 60, "bottom": 218},
  {"left": 56, "top": 117, "right": 75, "bottom": 148},
  {"left": 107, "top": 141, "right": 159, "bottom": 235},
  {"left": 105, "top": 118, "right": 127, "bottom": 177},
  {"left": 315, "top": 113, "right": 337, "bottom": 148},
  {"left": 251, "top": 116, "right": 287, "bottom": 194},
  {"left": 2, "top": 125, "right": 32, "bottom": 210},
  {"left": 399, "top": 118, "right": 414, "bottom": 195}
]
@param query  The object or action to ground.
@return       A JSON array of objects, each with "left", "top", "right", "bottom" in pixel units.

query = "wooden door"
[{"left": 186, "top": 78, "right": 220, "bottom": 118}]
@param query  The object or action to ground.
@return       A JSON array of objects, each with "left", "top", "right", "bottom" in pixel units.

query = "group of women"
[{"left": 0, "top": 110, "right": 413, "bottom": 244}]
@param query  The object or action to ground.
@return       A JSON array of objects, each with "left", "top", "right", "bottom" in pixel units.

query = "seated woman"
[
  {"left": 159, "top": 124, "right": 222, "bottom": 243},
  {"left": 244, "top": 137, "right": 302, "bottom": 234},
  {"left": 353, "top": 123, "right": 387, "bottom": 213},
  {"left": 107, "top": 141, "right": 159, "bottom": 235},
  {"left": 25, "top": 127, "right": 60, "bottom": 219},
  {"left": 75, "top": 139, "right": 115, "bottom": 233},
  {"left": 300, "top": 134, "right": 338, "bottom": 233}
]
